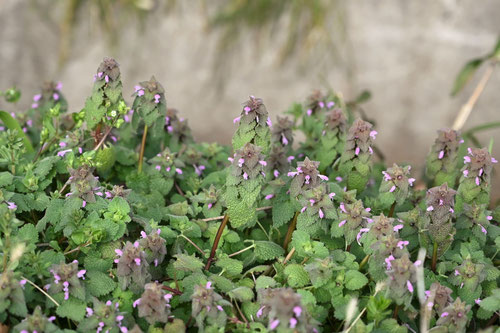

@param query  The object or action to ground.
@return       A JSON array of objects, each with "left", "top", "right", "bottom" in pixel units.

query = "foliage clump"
[{"left": 0, "top": 58, "right": 498, "bottom": 333}]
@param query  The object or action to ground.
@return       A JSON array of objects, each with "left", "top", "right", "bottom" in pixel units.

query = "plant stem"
[
  {"left": 21, "top": 276, "right": 60, "bottom": 307},
  {"left": 431, "top": 241, "right": 438, "bottom": 273},
  {"left": 283, "top": 247, "right": 296, "bottom": 265},
  {"left": 228, "top": 244, "right": 255, "bottom": 257},
  {"left": 452, "top": 62, "right": 496, "bottom": 131},
  {"left": 179, "top": 234, "right": 205, "bottom": 255},
  {"left": 359, "top": 254, "right": 371, "bottom": 270},
  {"left": 393, "top": 304, "right": 400, "bottom": 319},
  {"left": 283, "top": 211, "right": 299, "bottom": 250},
  {"left": 161, "top": 285, "right": 182, "bottom": 295},
  {"left": 138, "top": 124, "right": 148, "bottom": 173},
  {"left": 388, "top": 202, "right": 396, "bottom": 218},
  {"left": 205, "top": 214, "right": 229, "bottom": 270}
]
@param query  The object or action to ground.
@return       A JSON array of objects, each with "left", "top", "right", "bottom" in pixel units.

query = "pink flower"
[
  {"left": 356, "top": 228, "right": 370, "bottom": 245},
  {"left": 475, "top": 299, "right": 481, "bottom": 305},
  {"left": 389, "top": 185, "right": 396, "bottom": 193},
  {"left": 270, "top": 319, "right": 280, "bottom": 330},
  {"left": 133, "top": 299, "right": 141, "bottom": 308},
  {"left": 175, "top": 168, "right": 183, "bottom": 175},
  {"left": 427, "top": 206, "right": 434, "bottom": 212},
  {"left": 463, "top": 170, "right": 469, "bottom": 177},
  {"left": 319, "top": 174, "right": 329, "bottom": 181},
  {"left": 385, "top": 255, "right": 395, "bottom": 269},
  {"left": 233, "top": 116, "right": 241, "bottom": 124},
  {"left": 273, "top": 170, "right": 280, "bottom": 178},
  {"left": 407, "top": 280, "right": 414, "bottom": 293},
  {"left": 154, "top": 94, "right": 161, "bottom": 103},
  {"left": 293, "top": 306, "right": 302, "bottom": 317},
  {"left": 414, "top": 260, "right": 422, "bottom": 267},
  {"left": 338, "top": 220, "right": 346, "bottom": 227},
  {"left": 370, "top": 130, "right": 377, "bottom": 139},
  {"left": 243, "top": 172, "right": 249, "bottom": 180},
  {"left": 289, "top": 318, "right": 297, "bottom": 328},
  {"left": 259, "top": 160, "right": 267, "bottom": 166},
  {"left": 306, "top": 109, "right": 312, "bottom": 116},
  {"left": 53, "top": 93, "right": 59, "bottom": 101},
  {"left": 463, "top": 156, "right": 471, "bottom": 163},
  {"left": 408, "top": 178, "right": 415, "bottom": 186},
  {"left": 319, "top": 209, "right": 324, "bottom": 219},
  {"left": 393, "top": 224, "right": 404, "bottom": 232},
  {"left": 438, "top": 150, "right": 444, "bottom": 159},
  {"left": 355, "top": 147, "right": 360, "bottom": 156},
  {"left": 340, "top": 203, "right": 347, "bottom": 213},
  {"left": 441, "top": 312, "right": 449, "bottom": 318},
  {"left": 7, "top": 202, "right": 16, "bottom": 210},
  {"left": 33, "top": 94, "right": 42, "bottom": 102},
  {"left": 265, "top": 194, "right": 274, "bottom": 200},
  {"left": 486, "top": 215, "right": 493, "bottom": 220},
  {"left": 82, "top": 200, "right": 87, "bottom": 208},
  {"left": 77, "top": 270, "right": 86, "bottom": 279},
  {"left": 137, "top": 90, "right": 144, "bottom": 96},
  {"left": 256, "top": 306, "right": 265, "bottom": 318},
  {"left": 397, "top": 240, "right": 409, "bottom": 249},
  {"left": 266, "top": 117, "right": 272, "bottom": 127},
  {"left": 57, "top": 149, "right": 72, "bottom": 157}
]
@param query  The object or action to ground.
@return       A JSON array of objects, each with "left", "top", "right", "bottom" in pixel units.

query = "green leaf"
[
  {"left": 284, "top": 264, "right": 309, "bottom": 288},
  {"left": 215, "top": 256, "right": 243, "bottom": 277},
  {"left": 173, "top": 253, "right": 204, "bottom": 272},
  {"left": 344, "top": 270, "right": 368, "bottom": 290},
  {"left": 0, "top": 110, "right": 34, "bottom": 152},
  {"left": 255, "top": 276, "right": 277, "bottom": 290},
  {"left": 254, "top": 241, "right": 284, "bottom": 261},
  {"left": 0, "top": 172, "right": 13, "bottom": 187},
  {"left": 451, "top": 58, "right": 483, "bottom": 96},
  {"left": 86, "top": 271, "right": 116, "bottom": 297},
  {"left": 17, "top": 224, "right": 39, "bottom": 244},
  {"left": 228, "top": 286, "right": 254, "bottom": 302},
  {"left": 479, "top": 290, "right": 500, "bottom": 312},
  {"left": 56, "top": 298, "right": 86, "bottom": 321}
]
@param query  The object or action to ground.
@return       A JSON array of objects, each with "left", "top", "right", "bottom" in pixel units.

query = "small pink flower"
[
  {"left": 115, "top": 249, "right": 123, "bottom": 256},
  {"left": 370, "top": 130, "right": 377, "bottom": 139},
  {"left": 389, "top": 185, "right": 396, "bottom": 193},
  {"left": 327, "top": 101, "right": 335, "bottom": 108},
  {"left": 175, "top": 168, "right": 183, "bottom": 175},
  {"left": 385, "top": 255, "right": 395, "bottom": 269},
  {"left": 273, "top": 170, "right": 280, "bottom": 178},
  {"left": 463, "top": 170, "right": 469, "bottom": 177},
  {"left": 475, "top": 299, "right": 481, "bottom": 305},
  {"left": 133, "top": 299, "right": 141, "bottom": 308},
  {"left": 82, "top": 200, "right": 87, "bottom": 208},
  {"left": 256, "top": 306, "right": 265, "bottom": 318},
  {"left": 475, "top": 177, "right": 480, "bottom": 186},
  {"left": 270, "top": 319, "right": 280, "bottom": 330},
  {"left": 427, "top": 206, "right": 434, "bottom": 212},
  {"left": 340, "top": 203, "right": 347, "bottom": 213},
  {"left": 154, "top": 94, "right": 161, "bottom": 103},
  {"left": 306, "top": 109, "right": 312, "bottom": 116},
  {"left": 293, "top": 306, "right": 302, "bottom": 317},
  {"left": 289, "top": 318, "right": 297, "bottom": 328},
  {"left": 259, "top": 160, "right": 267, "bottom": 166},
  {"left": 407, "top": 280, "right": 414, "bottom": 293},
  {"left": 319, "top": 209, "right": 324, "bottom": 219},
  {"left": 441, "top": 312, "right": 449, "bottom": 318},
  {"left": 137, "top": 90, "right": 144, "bottom": 96},
  {"left": 408, "top": 178, "right": 415, "bottom": 186},
  {"left": 338, "top": 220, "right": 346, "bottom": 227},
  {"left": 486, "top": 215, "right": 493, "bottom": 220},
  {"left": 463, "top": 156, "right": 471, "bottom": 163},
  {"left": 355, "top": 147, "right": 360, "bottom": 156},
  {"left": 33, "top": 94, "right": 42, "bottom": 102},
  {"left": 491, "top": 157, "right": 498, "bottom": 163},
  {"left": 393, "top": 224, "right": 404, "bottom": 232},
  {"left": 356, "top": 228, "right": 370, "bottom": 245},
  {"left": 243, "top": 172, "right": 248, "bottom": 180},
  {"left": 206, "top": 281, "right": 212, "bottom": 289},
  {"left": 134, "top": 258, "right": 141, "bottom": 266},
  {"left": 319, "top": 174, "right": 329, "bottom": 181},
  {"left": 266, "top": 117, "right": 272, "bottom": 127},
  {"left": 7, "top": 202, "right": 16, "bottom": 210},
  {"left": 414, "top": 260, "right": 422, "bottom": 267},
  {"left": 53, "top": 93, "right": 59, "bottom": 101},
  {"left": 438, "top": 150, "right": 444, "bottom": 159},
  {"left": 233, "top": 116, "right": 241, "bottom": 124},
  {"left": 265, "top": 194, "right": 274, "bottom": 200}
]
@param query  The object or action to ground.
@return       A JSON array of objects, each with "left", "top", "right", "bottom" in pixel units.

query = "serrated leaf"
[
  {"left": 284, "top": 264, "right": 309, "bottom": 288},
  {"left": 255, "top": 276, "right": 277, "bottom": 290},
  {"left": 86, "top": 271, "right": 116, "bottom": 297},
  {"left": 173, "top": 253, "right": 204, "bottom": 272},
  {"left": 56, "top": 298, "right": 86, "bottom": 321},
  {"left": 17, "top": 224, "right": 38, "bottom": 244},
  {"left": 254, "top": 241, "right": 284, "bottom": 261},
  {"left": 228, "top": 286, "right": 254, "bottom": 302},
  {"left": 345, "top": 270, "right": 368, "bottom": 290},
  {"left": 215, "top": 256, "right": 243, "bottom": 277}
]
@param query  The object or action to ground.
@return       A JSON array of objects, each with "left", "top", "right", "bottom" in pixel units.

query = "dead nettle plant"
[{"left": 0, "top": 50, "right": 499, "bottom": 333}]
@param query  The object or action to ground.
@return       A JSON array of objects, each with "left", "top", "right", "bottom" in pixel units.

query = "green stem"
[
  {"left": 359, "top": 254, "right": 371, "bottom": 270},
  {"left": 138, "top": 124, "right": 148, "bottom": 173},
  {"left": 228, "top": 244, "right": 255, "bottom": 258}
]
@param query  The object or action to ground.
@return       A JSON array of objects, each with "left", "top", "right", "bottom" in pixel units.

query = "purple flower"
[
  {"left": 329, "top": 192, "right": 336, "bottom": 199},
  {"left": 370, "top": 130, "right": 378, "bottom": 139},
  {"left": 33, "top": 94, "right": 42, "bottom": 102},
  {"left": 270, "top": 319, "right": 280, "bottom": 330},
  {"left": 7, "top": 201, "right": 17, "bottom": 210},
  {"left": 154, "top": 94, "right": 161, "bottom": 103},
  {"left": 233, "top": 116, "right": 241, "bottom": 124},
  {"left": 133, "top": 299, "right": 141, "bottom": 308},
  {"left": 243, "top": 172, "right": 249, "bottom": 180},
  {"left": 318, "top": 101, "right": 325, "bottom": 108},
  {"left": 414, "top": 260, "right": 422, "bottom": 267},
  {"left": 287, "top": 155, "right": 295, "bottom": 163},
  {"left": 475, "top": 177, "right": 480, "bottom": 186},
  {"left": 266, "top": 117, "right": 272, "bottom": 127},
  {"left": 256, "top": 306, "right": 265, "bottom": 318},
  {"left": 53, "top": 93, "right": 59, "bottom": 101},
  {"left": 426, "top": 206, "right": 434, "bottom": 212},
  {"left": 301, "top": 206, "right": 307, "bottom": 213},
  {"left": 340, "top": 203, "right": 346, "bottom": 213},
  {"left": 79, "top": 147, "right": 83, "bottom": 154},
  {"left": 175, "top": 168, "right": 183, "bottom": 175},
  {"left": 115, "top": 249, "right": 123, "bottom": 256},
  {"left": 57, "top": 149, "right": 72, "bottom": 157},
  {"left": 355, "top": 147, "right": 360, "bottom": 156},
  {"left": 475, "top": 299, "right": 481, "bottom": 305},
  {"left": 86, "top": 307, "right": 94, "bottom": 317},
  {"left": 407, "top": 280, "right": 414, "bottom": 293},
  {"left": 492, "top": 157, "right": 498, "bottom": 163},
  {"left": 393, "top": 224, "right": 404, "bottom": 231},
  {"left": 77, "top": 270, "right": 86, "bottom": 279},
  {"left": 265, "top": 194, "right": 274, "bottom": 200},
  {"left": 338, "top": 220, "right": 346, "bottom": 227},
  {"left": 408, "top": 178, "right": 416, "bottom": 186},
  {"left": 486, "top": 215, "right": 493, "bottom": 220},
  {"left": 293, "top": 306, "right": 302, "bottom": 317},
  {"left": 307, "top": 109, "right": 312, "bottom": 116},
  {"left": 327, "top": 101, "right": 335, "bottom": 108},
  {"left": 463, "top": 170, "right": 469, "bottom": 177},
  {"left": 480, "top": 225, "right": 487, "bottom": 234},
  {"left": 282, "top": 135, "right": 288, "bottom": 145},
  {"left": 273, "top": 170, "right": 280, "bottom": 178},
  {"left": 441, "top": 312, "right": 449, "bottom": 318},
  {"left": 155, "top": 165, "right": 161, "bottom": 171},
  {"left": 385, "top": 255, "right": 395, "bottom": 269},
  {"left": 356, "top": 228, "right": 370, "bottom": 245},
  {"left": 206, "top": 281, "right": 212, "bottom": 289},
  {"left": 319, "top": 174, "right": 329, "bottom": 181},
  {"left": 463, "top": 156, "right": 471, "bottom": 163},
  {"left": 438, "top": 150, "right": 444, "bottom": 159},
  {"left": 59, "top": 142, "right": 67, "bottom": 148},
  {"left": 259, "top": 160, "right": 267, "bottom": 166},
  {"left": 137, "top": 90, "right": 144, "bottom": 96},
  {"left": 319, "top": 209, "right": 324, "bottom": 219},
  {"left": 289, "top": 318, "right": 298, "bottom": 328},
  {"left": 19, "top": 279, "right": 26, "bottom": 288},
  {"left": 207, "top": 203, "right": 213, "bottom": 209},
  {"left": 82, "top": 200, "right": 87, "bottom": 208},
  {"left": 389, "top": 185, "right": 396, "bottom": 193},
  {"left": 397, "top": 240, "right": 409, "bottom": 249}
]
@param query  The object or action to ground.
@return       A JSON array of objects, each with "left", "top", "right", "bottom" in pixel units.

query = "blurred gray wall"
[{"left": 1, "top": 0, "right": 500, "bottom": 198}]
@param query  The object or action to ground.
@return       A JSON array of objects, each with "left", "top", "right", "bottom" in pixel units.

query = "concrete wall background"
[{"left": 1, "top": 0, "right": 500, "bottom": 199}]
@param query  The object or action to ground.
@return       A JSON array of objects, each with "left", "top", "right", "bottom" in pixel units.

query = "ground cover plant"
[{"left": 0, "top": 57, "right": 499, "bottom": 333}]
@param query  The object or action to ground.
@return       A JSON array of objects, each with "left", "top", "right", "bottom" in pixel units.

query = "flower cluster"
[
  {"left": 132, "top": 76, "right": 166, "bottom": 128},
  {"left": 31, "top": 80, "right": 67, "bottom": 114},
  {"left": 423, "top": 282, "right": 453, "bottom": 315},
  {"left": 94, "top": 57, "right": 121, "bottom": 83},
  {"left": 191, "top": 282, "right": 230, "bottom": 331},
  {"left": 149, "top": 147, "right": 185, "bottom": 176},
  {"left": 271, "top": 116, "right": 294, "bottom": 147},
  {"left": 449, "top": 258, "right": 485, "bottom": 302},
  {"left": 229, "top": 143, "right": 267, "bottom": 182},
  {"left": 13, "top": 306, "right": 58, "bottom": 333},
  {"left": 134, "top": 282, "right": 172, "bottom": 324},
  {"left": 420, "top": 183, "right": 456, "bottom": 257},
  {"left": 288, "top": 158, "right": 329, "bottom": 197},
  {"left": 232, "top": 95, "right": 271, "bottom": 153},
  {"left": 48, "top": 260, "right": 86, "bottom": 301},
  {"left": 304, "top": 90, "right": 333, "bottom": 117},
  {"left": 67, "top": 165, "right": 100, "bottom": 204},
  {"left": 314, "top": 108, "right": 347, "bottom": 172},
  {"left": 379, "top": 163, "right": 415, "bottom": 206},
  {"left": 385, "top": 253, "right": 419, "bottom": 308},
  {"left": 434, "top": 298, "right": 471, "bottom": 332},
  {"left": 164, "top": 108, "right": 194, "bottom": 147},
  {"left": 426, "top": 129, "right": 462, "bottom": 186},
  {"left": 115, "top": 241, "right": 151, "bottom": 291},
  {"left": 267, "top": 145, "right": 292, "bottom": 178},
  {"left": 456, "top": 147, "right": 497, "bottom": 212},
  {"left": 79, "top": 299, "right": 128, "bottom": 333},
  {"left": 339, "top": 118, "right": 376, "bottom": 193},
  {"left": 333, "top": 199, "right": 372, "bottom": 245},
  {"left": 139, "top": 229, "right": 167, "bottom": 268},
  {"left": 257, "top": 288, "right": 317, "bottom": 332}
]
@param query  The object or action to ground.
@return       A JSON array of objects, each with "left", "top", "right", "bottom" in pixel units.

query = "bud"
[
  {"left": 333, "top": 199, "right": 371, "bottom": 245},
  {"left": 13, "top": 306, "right": 59, "bottom": 333},
  {"left": 267, "top": 145, "right": 291, "bottom": 178},
  {"left": 385, "top": 253, "right": 417, "bottom": 307},
  {"left": 435, "top": 298, "right": 471, "bottom": 332},
  {"left": 139, "top": 229, "right": 167, "bottom": 268},
  {"left": 191, "top": 282, "right": 230, "bottom": 331},
  {"left": 316, "top": 108, "right": 347, "bottom": 172},
  {"left": 288, "top": 158, "right": 328, "bottom": 197},
  {"left": 68, "top": 165, "right": 100, "bottom": 203},
  {"left": 77, "top": 298, "right": 128, "bottom": 332},
  {"left": 48, "top": 261, "right": 86, "bottom": 301}
]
